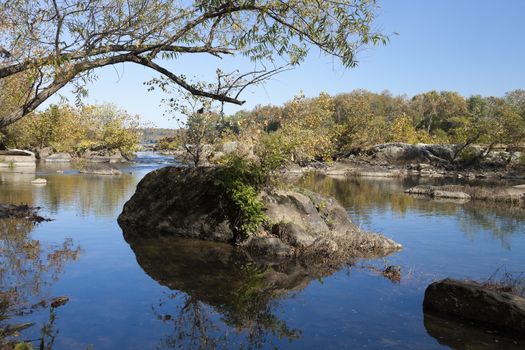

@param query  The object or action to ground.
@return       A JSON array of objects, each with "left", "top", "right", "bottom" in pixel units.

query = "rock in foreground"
[
  {"left": 118, "top": 166, "right": 401, "bottom": 260},
  {"left": 423, "top": 278, "right": 525, "bottom": 333}
]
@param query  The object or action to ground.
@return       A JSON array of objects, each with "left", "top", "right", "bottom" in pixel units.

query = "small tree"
[{"left": 163, "top": 86, "right": 221, "bottom": 167}]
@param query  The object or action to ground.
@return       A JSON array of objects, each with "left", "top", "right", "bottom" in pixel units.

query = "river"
[{"left": 0, "top": 152, "right": 524, "bottom": 349}]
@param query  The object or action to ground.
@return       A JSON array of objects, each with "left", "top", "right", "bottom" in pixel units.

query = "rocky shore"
[{"left": 285, "top": 142, "right": 525, "bottom": 180}]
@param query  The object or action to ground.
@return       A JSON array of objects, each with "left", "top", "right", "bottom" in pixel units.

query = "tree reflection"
[
  {"left": 127, "top": 238, "right": 314, "bottom": 349},
  {"left": 298, "top": 173, "right": 525, "bottom": 247},
  {"left": 0, "top": 218, "right": 81, "bottom": 346}
]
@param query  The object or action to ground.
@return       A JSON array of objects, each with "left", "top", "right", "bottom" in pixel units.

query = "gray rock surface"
[
  {"left": 369, "top": 143, "right": 456, "bottom": 165},
  {"left": 0, "top": 149, "right": 36, "bottom": 167},
  {"left": 42, "top": 152, "right": 72, "bottom": 162},
  {"left": 118, "top": 166, "right": 402, "bottom": 259},
  {"left": 83, "top": 150, "right": 127, "bottom": 163},
  {"left": 423, "top": 278, "right": 525, "bottom": 333},
  {"left": 79, "top": 165, "right": 122, "bottom": 175},
  {"left": 405, "top": 185, "right": 471, "bottom": 200}
]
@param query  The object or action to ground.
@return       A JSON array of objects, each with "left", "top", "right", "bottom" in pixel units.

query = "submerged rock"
[
  {"left": 50, "top": 296, "right": 69, "bottom": 308},
  {"left": 0, "top": 204, "right": 50, "bottom": 222},
  {"left": 423, "top": 278, "right": 525, "bottom": 333},
  {"left": 118, "top": 166, "right": 401, "bottom": 260}
]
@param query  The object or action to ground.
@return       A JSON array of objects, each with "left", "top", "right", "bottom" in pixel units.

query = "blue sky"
[{"left": 44, "top": 0, "right": 525, "bottom": 128}]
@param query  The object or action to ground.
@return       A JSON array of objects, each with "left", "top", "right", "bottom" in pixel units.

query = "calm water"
[{"left": 1, "top": 153, "right": 524, "bottom": 349}]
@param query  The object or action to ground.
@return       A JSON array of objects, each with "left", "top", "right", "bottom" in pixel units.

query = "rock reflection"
[
  {"left": 0, "top": 218, "right": 81, "bottom": 346},
  {"left": 128, "top": 237, "right": 354, "bottom": 349},
  {"left": 423, "top": 310, "right": 525, "bottom": 349},
  {"left": 298, "top": 173, "right": 525, "bottom": 247}
]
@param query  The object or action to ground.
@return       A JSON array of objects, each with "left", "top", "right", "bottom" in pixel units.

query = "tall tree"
[{"left": 0, "top": 0, "right": 387, "bottom": 128}]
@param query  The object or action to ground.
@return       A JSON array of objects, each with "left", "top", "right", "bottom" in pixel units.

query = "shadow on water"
[
  {"left": 0, "top": 218, "right": 82, "bottom": 347},
  {"left": 127, "top": 237, "right": 350, "bottom": 349}
]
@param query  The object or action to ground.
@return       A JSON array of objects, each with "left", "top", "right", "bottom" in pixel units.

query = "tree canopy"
[{"left": 0, "top": 0, "right": 386, "bottom": 128}]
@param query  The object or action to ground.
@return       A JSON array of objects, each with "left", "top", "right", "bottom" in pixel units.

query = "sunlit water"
[{"left": 1, "top": 153, "right": 524, "bottom": 349}]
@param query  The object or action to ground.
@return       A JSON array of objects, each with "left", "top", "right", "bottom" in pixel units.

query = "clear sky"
[{"left": 44, "top": 0, "right": 525, "bottom": 128}]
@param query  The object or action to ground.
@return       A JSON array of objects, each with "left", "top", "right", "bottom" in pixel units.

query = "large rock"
[
  {"left": 0, "top": 149, "right": 36, "bottom": 167},
  {"left": 405, "top": 185, "right": 471, "bottom": 200},
  {"left": 83, "top": 150, "right": 127, "bottom": 163},
  {"left": 423, "top": 278, "right": 525, "bottom": 333},
  {"left": 42, "top": 152, "right": 72, "bottom": 162},
  {"left": 79, "top": 164, "right": 122, "bottom": 175},
  {"left": 406, "top": 184, "right": 525, "bottom": 204},
  {"left": 118, "top": 166, "right": 402, "bottom": 259},
  {"left": 368, "top": 143, "right": 456, "bottom": 165}
]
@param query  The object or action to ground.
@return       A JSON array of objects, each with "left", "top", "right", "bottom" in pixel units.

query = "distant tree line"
[
  {"left": 159, "top": 89, "right": 525, "bottom": 166},
  {"left": 1, "top": 103, "right": 140, "bottom": 156}
]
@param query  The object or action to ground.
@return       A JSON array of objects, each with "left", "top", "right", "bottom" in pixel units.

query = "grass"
[{"left": 482, "top": 266, "right": 525, "bottom": 298}]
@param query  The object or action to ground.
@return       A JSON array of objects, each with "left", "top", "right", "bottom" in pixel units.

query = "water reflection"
[
  {"left": 423, "top": 310, "right": 525, "bottom": 349},
  {"left": 128, "top": 237, "right": 356, "bottom": 349},
  {"left": 0, "top": 218, "right": 81, "bottom": 346},
  {"left": 0, "top": 168, "right": 136, "bottom": 217},
  {"left": 298, "top": 173, "right": 525, "bottom": 247}
]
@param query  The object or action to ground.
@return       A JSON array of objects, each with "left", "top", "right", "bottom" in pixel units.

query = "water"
[{"left": 1, "top": 154, "right": 524, "bottom": 349}]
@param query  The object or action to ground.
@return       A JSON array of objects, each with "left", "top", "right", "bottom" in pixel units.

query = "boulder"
[
  {"left": 368, "top": 143, "right": 455, "bottom": 165},
  {"left": 405, "top": 185, "right": 471, "bottom": 200},
  {"left": 118, "top": 166, "right": 402, "bottom": 260},
  {"left": 406, "top": 184, "right": 524, "bottom": 204},
  {"left": 42, "top": 152, "right": 72, "bottom": 162},
  {"left": 432, "top": 190, "right": 471, "bottom": 200},
  {"left": 423, "top": 278, "right": 525, "bottom": 333},
  {"left": 83, "top": 150, "right": 127, "bottom": 163},
  {"left": 79, "top": 165, "right": 122, "bottom": 175},
  {"left": 0, "top": 149, "right": 36, "bottom": 167}
]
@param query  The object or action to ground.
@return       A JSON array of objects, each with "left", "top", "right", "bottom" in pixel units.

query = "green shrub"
[{"left": 215, "top": 155, "right": 269, "bottom": 240}]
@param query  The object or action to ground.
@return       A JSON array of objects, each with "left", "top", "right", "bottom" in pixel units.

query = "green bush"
[{"left": 215, "top": 155, "right": 269, "bottom": 240}]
